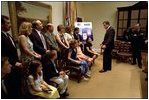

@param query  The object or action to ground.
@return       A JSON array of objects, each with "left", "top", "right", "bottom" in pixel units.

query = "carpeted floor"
[{"left": 67, "top": 56, "right": 147, "bottom": 99}]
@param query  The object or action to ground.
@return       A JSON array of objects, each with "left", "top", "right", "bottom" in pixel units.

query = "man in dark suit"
[
  {"left": 1, "top": 15, "right": 22, "bottom": 98},
  {"left": 130, "top": 23, "right": 144, "bottom": 68},
  {"left": 42, "top": 50, "right": 69, "bottom": 98},
  {"left": 99, "top": 21, "right": 115, "bottom": 73},
  {"left": 1, "top": 57, "right": 12, "bottom": 99},
  {"left": 29, "top": 20, "right": 49, "bottom": 56}
]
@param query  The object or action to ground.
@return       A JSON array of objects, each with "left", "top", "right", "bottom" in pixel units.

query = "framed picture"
[{"left": 8, "top": 1, "right": 52, "bottom": 38}]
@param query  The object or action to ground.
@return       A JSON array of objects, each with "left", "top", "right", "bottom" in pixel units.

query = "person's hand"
[
  {"left": 46, "top": 50, "right": 50, "bottom": 53},
  {"left": 65, "top": 46, "right": 69, "bottom": 49},
  {"left": 88, "top": 58, "right": 93, "bottom": 62},
  {"left": 102, "top": 45, "right": 106, "bottom": 49},
  {"left": 15, "top": 62, "right": 23, "bottom": 68},
  {"left": 35, "top": 54, "right": 41, "bottom": 59},
  {"left": 76, "top": 60, "right": 81, "bottom": 64}
]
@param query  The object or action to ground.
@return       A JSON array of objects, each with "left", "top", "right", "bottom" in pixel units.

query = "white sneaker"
[
  {"left": 82, "top": 76, "right": 89, "bottom": 81},
  {"left": 85, "top": 74, "right": 91, "bottom": 78},
  {"left": 87, "top": 71, "right": 91, "bottom": 75}
]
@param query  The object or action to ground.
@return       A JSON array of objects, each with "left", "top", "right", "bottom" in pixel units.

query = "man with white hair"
[{"left": 44, "top": 23, "right": 59, "bottom": 51}]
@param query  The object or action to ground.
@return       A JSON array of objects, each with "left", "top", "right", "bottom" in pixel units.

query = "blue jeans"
[{"left": 80, "top": 61, "right": 89, "bottom": 75}]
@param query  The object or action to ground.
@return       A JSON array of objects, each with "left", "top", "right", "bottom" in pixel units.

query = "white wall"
[
  {"left": 41, "top": 2, "right": 64, "bottom": 34},
  {"left": 77, "top": 1, "right": 138, "bottom": 48},
  {"left": 2, "top": 1, "right": 10, "bottom": 17}
]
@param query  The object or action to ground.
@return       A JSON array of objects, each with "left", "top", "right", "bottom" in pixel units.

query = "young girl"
[
  {"left": 76, "top": 40, "right": 94, "bottom": 63},
  {"left": 27, "top": 60, "right": 60, "bottom": 98},
  {"left": 84, "top": 37, "right": 98, "bottom": 61},
  {"left": 67, "top": 40, "right": 90, "bottom": 80}
]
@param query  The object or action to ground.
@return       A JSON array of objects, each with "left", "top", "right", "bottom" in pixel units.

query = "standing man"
[
  {"left": 130, "top": 23, "right": 144, "bottom": 68},
  {"left": 99, "top": 21, "right": 115, "bottom": 73},
  {"left": 1, "top": 57, "right": 12, "bottom": 99},
  {"left": 1, "top": 15, "right": 22, "bottom": 98},
  {"left": 44, "top": 23, "right": 59, "bottom": 51},
  {"left": 29, "top": 20, "right": 49, "bottom": 56}
]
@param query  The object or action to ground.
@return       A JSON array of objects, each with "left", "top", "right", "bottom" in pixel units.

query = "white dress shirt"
[{"left": 35, "top": 29, "right": 47, "bottom": 50}]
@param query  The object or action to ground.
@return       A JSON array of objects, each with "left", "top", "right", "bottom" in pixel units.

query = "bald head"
[{"left": 46, "top": 23, "right": 54, "bottom": 33}]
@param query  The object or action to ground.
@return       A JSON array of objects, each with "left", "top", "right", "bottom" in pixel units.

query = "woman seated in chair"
[
  {"left": 84, "top": 37, "right": 98, "bottom": 61},
  {"left": 42, "top": 50, "right": 69, "bottom": 98},
  {"left": 67, "top": 40, "right": 91, "bottom": 80},
  {"left": 76, "top": 40, "right": 94, "bottom": 67},
  {"left": 27, "top": 60, "right": 60, "bottom": 99}
]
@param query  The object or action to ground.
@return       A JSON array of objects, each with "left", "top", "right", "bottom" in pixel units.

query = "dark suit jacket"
[
  {"left": 29, "top": 29, "right": 48, "bottom": 55},
  {"left": 42, "top": 59, "right": 59, "bottom": 81},
  {"left": 102, "top": 26, "right": 115, "bottom": 49},
  {"left": 1, "top": 32, "right": 19, "bottom": 66}
]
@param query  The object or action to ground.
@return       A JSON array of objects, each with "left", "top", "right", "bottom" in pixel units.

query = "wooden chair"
[
  {"left": 64, "top": 62, "right": 83, "bottom": 83},
  {"left": 112, "top": 40, "right": 121, "bottom": 59},
  {"left": 117, "top": 41, "right": 132, "bottom": 63}
]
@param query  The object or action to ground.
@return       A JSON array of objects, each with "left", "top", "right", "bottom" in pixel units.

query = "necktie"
[
  {"left": 6, "top": 33, "right": 16, "bottom": 48},
  {"left": 53, "top": 61, "right": 58, "bottom": 73},
  {"left": 40, "top": 33, "right": 47, "bottom": 50}
]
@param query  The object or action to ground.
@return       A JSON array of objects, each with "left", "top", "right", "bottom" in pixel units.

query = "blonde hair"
[{"left": 19, "top": 22, "right": 32, "bottom": 36}]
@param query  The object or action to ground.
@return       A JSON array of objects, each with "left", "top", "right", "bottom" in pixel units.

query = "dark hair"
[
  {"left": 43, "top": 50, "right": 57, "bottom": 61},
  {"left": 65, "top": 26, "right": 71, "bottom": 33},
  {"left": 2, "top": 57, "right": 9, "bottom": 68},
  {"left": 2, "top": 15, "right": 9, "bottom": 25},
  {"left": 46, "top": 23, "right": 52, "bottom": 30},
  {"left": 29, "top": 60, "right": 42, "bottom": 80},
  {"left": 74, "top": 27, "right": 79, "bottom": 33},
  {"left": 57, "top": 25, "right": 64, "bottom": 32},
  {"left": 69, "top": 40, "right": 78, "bottom": 48},
  {"left": 103, "top": 21, "right": 110, "bottom": 25}
]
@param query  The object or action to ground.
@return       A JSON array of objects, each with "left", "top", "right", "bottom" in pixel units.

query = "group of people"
[
  {"left": 2, "top": 13, "right": 145, "bottom": 99},
  {"left": 1, "top": 15, "right": 98, "bottom": 99}
]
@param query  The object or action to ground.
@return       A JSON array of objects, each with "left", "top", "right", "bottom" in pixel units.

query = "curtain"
[{"left": 65, "top": 1, "right": 77, "bottom": 27}]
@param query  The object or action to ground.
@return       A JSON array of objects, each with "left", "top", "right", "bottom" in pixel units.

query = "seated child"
[
  {"left": 76, "top": 41, "right": 94, "bottom": 63},
  {"left": 42, "top": 50, "right": 69, "bottom": 98},
  {"left": 27, "top": 60, "right": 60, "bottom": 99},
  {"left": 67, "top": 40, "right": 91, "bottom": 80},
  {"left": 84, "top": 38, "right": 98, "bottom": 61}
]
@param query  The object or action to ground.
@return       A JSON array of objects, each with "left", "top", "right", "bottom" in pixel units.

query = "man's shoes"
[
  {"left": 60, "top": 91, "right": 69, "bottom": 98},
  {"left": 132, "top": 63, "right": 136, "bottom": 65},
  {"left": 99, "top": 69, "right": 107, "bottom": 73},
  {"left": 64, "top": 92, "right": 69, "bottom": 96}
]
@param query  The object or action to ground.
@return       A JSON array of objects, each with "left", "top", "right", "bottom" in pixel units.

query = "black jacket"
[
  {"left": 29, "top": 29, "right": 48, "bottom": 55},
  {"left": 130, "top": 30, "right": 145, "bottom": 51},
  {"left": 42, "top": 59, "right": 59, "bottom": 81},
  {"left": 102, "top": 26, "right": 115, "bottom": 49},
  {"left": 1, "top": 32, "right": 19, "bottom": 66}
]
